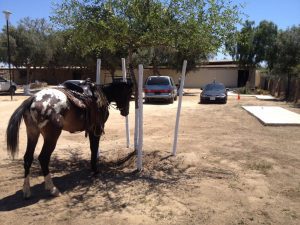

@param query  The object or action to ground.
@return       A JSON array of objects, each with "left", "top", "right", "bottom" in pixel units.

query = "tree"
[
  {"left": 226, "top": 20, "right": 256, "bottom": 68},
  {"left": 226, "top": 20, "right": 278, "bottom": 71},
  {"left": 52, "top": 0, "right": 241, "bottom": 71},
  {"left": 253, "top": 20, "right": 278, "bottom": 70},
  {"left": 273, "top": 26, "right": 300, "bottom": 99},
  {"left": 0, "top": 18, "right": 55, "bottom": 86}
]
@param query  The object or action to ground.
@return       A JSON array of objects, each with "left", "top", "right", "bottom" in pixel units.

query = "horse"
[{"left": 6, "top": 80, "right": 133, "bottom": 199}]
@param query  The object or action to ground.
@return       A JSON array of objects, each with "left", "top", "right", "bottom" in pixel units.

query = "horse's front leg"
[{"left": 89, "top": 132, "right": 100, "bottom": 174}]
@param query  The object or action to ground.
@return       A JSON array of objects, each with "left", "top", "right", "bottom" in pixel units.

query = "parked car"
[
  {"left": 200, "top": 82, "right": 228, "bottom": 104},
  {"left": 60, "top": 79, "right": 86, "bottom": 87},
  {"left": 144, "top": 75, "right": 177, "bottom": 103},
  {"left": 0, "top": 76, "right": 17, "bottom": 94}
]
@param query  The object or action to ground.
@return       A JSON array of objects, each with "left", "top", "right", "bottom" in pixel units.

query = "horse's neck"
[{"left": 102, "top": 85, "right": 114, "bottom": 103}]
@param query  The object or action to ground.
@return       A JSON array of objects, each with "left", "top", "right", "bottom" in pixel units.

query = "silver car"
[
  {"left": 144, "top": 76, "right": 177, "bottom": 103},
  {"left": 0, "top": 76, "right": 17, "bottom": 94}
]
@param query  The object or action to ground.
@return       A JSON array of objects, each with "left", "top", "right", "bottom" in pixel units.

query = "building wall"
[
  {"left": 185, "top": 68, "right": 238, "bottom": 88},
  {"left": 0, "top": 66, "right": 251, "bottom": 88}
]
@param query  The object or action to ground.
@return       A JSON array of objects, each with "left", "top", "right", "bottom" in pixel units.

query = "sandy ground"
[{"left": 0, "top": 89, "right": 299, "bottom": 225}]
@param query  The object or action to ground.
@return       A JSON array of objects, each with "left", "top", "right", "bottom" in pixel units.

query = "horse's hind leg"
[
  {"left": 38, "top": 125, "right": 62, "bottom": 197},
  {"left": 23, "top": 114, "right": 40, "bottom": 199},
  {"left": 88, "top": 132, "right": 100, "bottom": 174}
]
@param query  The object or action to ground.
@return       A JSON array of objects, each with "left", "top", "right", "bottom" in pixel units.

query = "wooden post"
[
  {"left": 137, "top": 64, "right": 144, "bottom": 171},
  {"left": 171, "top": 60, "right": 187, "bottom": 156},
  {"left": 122, "top": 58, "right": 130, "bottom": 148}
]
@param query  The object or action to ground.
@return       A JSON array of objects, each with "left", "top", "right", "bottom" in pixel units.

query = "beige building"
[{"left": 0, "top": 61, "right": 256, "bottom": 88}]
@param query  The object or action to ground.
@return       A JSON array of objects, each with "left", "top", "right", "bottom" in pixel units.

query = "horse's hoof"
[
  {"left": 23, "top": 187, "right": 31, "bottom": 199},
  {"left": 49, "top": 187, "right": 61, "bottom": 197},
  {"left": 92, "top": 167, "right": 100, "bottom": 175},
  {"left": 23, "top": 191, "right": 31, "bottom": 199}
]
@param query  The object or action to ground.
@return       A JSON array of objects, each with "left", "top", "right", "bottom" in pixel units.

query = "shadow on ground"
[{"left": 0, "top": 150, "right": 236, "bottom": 213}]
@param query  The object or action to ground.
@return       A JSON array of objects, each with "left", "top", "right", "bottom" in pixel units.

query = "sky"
[
  {"left": 0, "top": 0, "right": 299, "bottom": 29},
  {"left": 0, "top": 0, "right": 299, "bottom": 59}
]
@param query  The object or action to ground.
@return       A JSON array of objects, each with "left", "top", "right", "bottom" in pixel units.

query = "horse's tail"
[{"left": 6, "top": 96, "right": 34, "bottom": 159}]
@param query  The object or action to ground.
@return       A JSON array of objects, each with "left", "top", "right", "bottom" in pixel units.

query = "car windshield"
[
  {"left": 146, "top": 77, "right": 169, "bottom": 85},
  {"left": 0, "top": 77, "right": 7, "bottom": 82},
  {"left": 204, "top": 83, "right": 225, "bottom": 91}
]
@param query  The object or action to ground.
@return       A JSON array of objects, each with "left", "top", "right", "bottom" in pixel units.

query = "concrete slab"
[
  {"left": 242, "top": 106, "right": 300, "bottom": 126},
  {"left": 227, "top": 91, "right": 256, "bottom": 97},
  {"left": 256, "top": 95, "right": 276, "bottom": 100}
]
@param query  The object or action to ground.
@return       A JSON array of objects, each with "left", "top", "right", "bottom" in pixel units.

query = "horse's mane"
[
  {"left": 100, "top": 81, "right": 133, "bottom": 103},
  {"left": 94, "top": 85, "right": 109, "bottom": 108}
]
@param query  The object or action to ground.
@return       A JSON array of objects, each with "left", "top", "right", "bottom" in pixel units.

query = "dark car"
[
  {"left": 200, "top": 82, "right": 227, "bottom": 104},
  {"left": 144, "top": 76, "right": 177, "bottom": 103}
]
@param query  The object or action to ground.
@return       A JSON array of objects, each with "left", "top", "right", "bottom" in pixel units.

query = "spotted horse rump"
[{"left": 30, "top": 89, "right": 70, "bottom": 129}]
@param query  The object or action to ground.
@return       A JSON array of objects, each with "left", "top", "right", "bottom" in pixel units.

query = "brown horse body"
[{"left": 6, "top": 81, "right": 133, "bottom": 198}]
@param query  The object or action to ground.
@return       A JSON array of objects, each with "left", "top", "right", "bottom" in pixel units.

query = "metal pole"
[
  {"left": 171, "top": 60, "right": 187, "bottom": 156},
  {"left": 137, "top": 64, "right": 144, "bottom": 171},
  {"left": 122, "top": 58, "right": 130, "bottom": 148},
  {"left": 96, "top": 59, "right": 101, "bottom": 85},
  {"left": 5, "top": 17, "right": 12, "bottom": 100},
  {"left": 96, "top": 59, "right": 101, "bottom": 158}
]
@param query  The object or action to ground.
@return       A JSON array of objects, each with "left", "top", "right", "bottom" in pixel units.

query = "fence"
[{"left": 259, "top": 76, "right": 300, "bottom": 103}]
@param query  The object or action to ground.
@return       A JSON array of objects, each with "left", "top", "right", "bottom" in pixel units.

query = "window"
[{"left": 146, "top": 77, "right": 170, "bottom": 85}]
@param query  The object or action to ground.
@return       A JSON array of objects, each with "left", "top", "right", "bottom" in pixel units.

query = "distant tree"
[
  {"left": 0, "top": 18, "right": 55, "bottom": 85},
  {"left": 273, "top": 26, "right": 300, "bottom": 99},
  {"left": 52, "top": 0, "right": 241, "bottom": 72},
  {"left": 226, "top": 20, "right": 256, "bottom": 68},
  {"left": 253, "top": 20, "right": 278, "bottom": 70},
  {"left": 226, "top": 20, "right": 278, "bottom": 70}
]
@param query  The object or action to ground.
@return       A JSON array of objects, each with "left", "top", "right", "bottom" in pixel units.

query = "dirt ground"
[{"left": 0, "top": 89, "right": 299, "bottom": 225}]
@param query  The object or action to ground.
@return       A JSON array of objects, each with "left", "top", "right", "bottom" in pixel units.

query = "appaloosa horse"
[{"left": 6, "top": 80, "right": 133, "bottom": 198}]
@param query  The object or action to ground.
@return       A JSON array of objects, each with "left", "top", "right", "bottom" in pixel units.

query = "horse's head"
[{"left": 105, "top": 82, "right": 133, "bottom": 116}]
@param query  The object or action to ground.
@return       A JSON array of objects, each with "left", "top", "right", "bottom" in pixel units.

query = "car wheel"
[
  {"left": 174, "top": 95, "right": 177, "bottom": 101},
  {"left": 9, "top": 86, "right": 16, "bottom": 95},
  {"left": 169, "top": 97, "right": 174, "bottom": 104}
]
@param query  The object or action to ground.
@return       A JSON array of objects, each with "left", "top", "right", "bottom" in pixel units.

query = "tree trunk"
[
  {"left": 26, "top": 65, "right": 30, "bottom": 85},
  {"left": 294, "top": 78, "right": 300, "bottom": 104},
  {"left": 286, "top": 73, "right": 291, "bottom": 100},
  {"left": 276, "top": 78, "right": 281, "bottom": 98},
  {"left": 128, "top": 48, "right": 138, "bottom": 109}
]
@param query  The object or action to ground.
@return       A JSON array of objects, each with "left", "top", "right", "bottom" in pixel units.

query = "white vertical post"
[
  {"left": 96, "top": 59, "right": 101, "bottom": 158},
  {"left": 171, "top": 60, "right": 187, "bottom": 156},
  {"left": 134, "top": 109, "right": 139, "bottom": 150},
  {"left": 122, "top": 58, "right": 130, "bottom": 148},
  {"left": 137, "top": 64, "right": 144, "bottom": 171},
  {"left": 96, "top": 59, "right": 101, "bottom": 84}
]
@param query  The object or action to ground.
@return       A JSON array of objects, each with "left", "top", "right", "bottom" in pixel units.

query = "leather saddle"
[
  {"left": 59, "top": 79, "right": 108, "bottom": 136},
  {"left": 62, "top": 79, "right": 93, "bottom": 97},
  {"left": 59, "top": 79, "right": 95, "bottom": 109}
]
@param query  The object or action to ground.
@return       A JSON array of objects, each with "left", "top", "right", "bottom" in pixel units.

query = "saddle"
[
  {"left": 62, "top": 80, "right": 93, "bottom": 98},
  {"left": 59, "top": 79, "right": 109, "bottom": 136}
]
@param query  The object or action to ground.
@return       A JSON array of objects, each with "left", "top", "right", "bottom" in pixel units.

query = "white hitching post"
[
  {"left": 171, "top": 60, "right": 187, "bottom": 156},
  {"left": 96, "top": 59, "right": 101, "bottom": 85},
  {"left": 137, "top": 64, "right": 144, "bottom": 171},
  {"left": 122, "top": 58, "right": 130, "bottom": 148},
  {"left": 134, "top": 108, "right": 139, "bottom": 150},
  {"left": 96, "top": 59, "right": 101, "bottom": 158}
]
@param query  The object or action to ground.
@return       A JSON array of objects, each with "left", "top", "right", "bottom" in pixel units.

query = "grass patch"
[{"left": 247, "top": 160, "right": 273, "bottom": 174}]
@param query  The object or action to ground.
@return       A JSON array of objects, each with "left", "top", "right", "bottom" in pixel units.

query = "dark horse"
[{"left": 6, "top": 80, "right": 133, "bottom": 198}]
